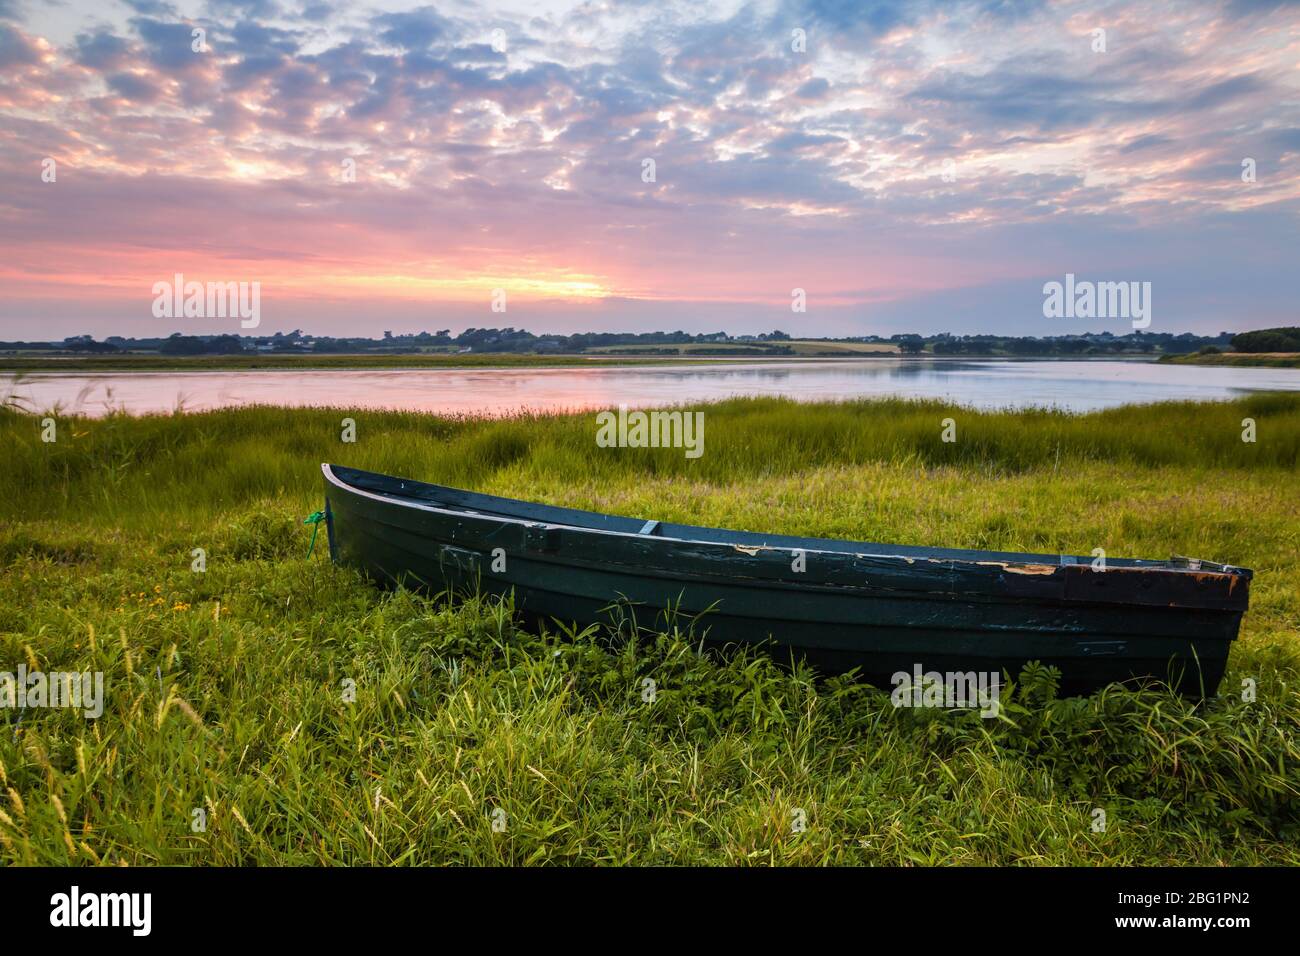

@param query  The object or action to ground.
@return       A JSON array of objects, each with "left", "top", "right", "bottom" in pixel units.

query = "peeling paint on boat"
[{"left": 976, "top": 561, "right": 1059, "bottom": 575}]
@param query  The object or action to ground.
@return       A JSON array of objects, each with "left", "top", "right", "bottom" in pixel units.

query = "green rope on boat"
[{"left": 303, "top": 509, "right": 326, "bottom": 558}]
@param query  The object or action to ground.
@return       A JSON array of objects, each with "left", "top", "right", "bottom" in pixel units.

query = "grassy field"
[
  {"left": 1160, "top": 353, "right": 1300, "bottom": 368},
  {"left": 787, "top": 340, "right": 900, "bottom": 356},
  {"left": 583, "top": 342, "right": 778, "bottom": 355},
  {"left": 585, "top": 341, "right": 901, "bottom": 356},
  {"left": 0, "top": 394, "right": 1297, "bottom": 864}
]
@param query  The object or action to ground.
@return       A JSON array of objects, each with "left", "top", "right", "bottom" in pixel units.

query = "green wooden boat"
[{"left": 321, "top": 464, "right": 1251, "bottom": 696}]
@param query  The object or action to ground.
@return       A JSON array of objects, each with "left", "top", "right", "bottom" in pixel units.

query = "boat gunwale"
[
  {"left": 322, "top": 464, "right": 1253, "bottom": 581},
  {"left": 338, "top": 504, "right": 1247, "bottom": 636}
]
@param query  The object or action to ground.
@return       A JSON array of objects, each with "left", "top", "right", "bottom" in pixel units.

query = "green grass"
[
  {"left": 0, "top": 395, "right": 1297, "bottom": 864},
  {"left": 1160, "top": 353, "right": 1300, "bottom": 368},
  {"left": 787, "top": 340, "right": 900, "bottom": 355}
]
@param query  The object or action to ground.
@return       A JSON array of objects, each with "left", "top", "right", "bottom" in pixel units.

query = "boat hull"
[{"left": 322, "top": 464, "right": 1250, "bottom": 696}]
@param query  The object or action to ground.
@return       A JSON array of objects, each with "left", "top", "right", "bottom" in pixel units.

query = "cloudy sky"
[{"left": 0, "top": 0, "right": 1296, "bottom": 339}]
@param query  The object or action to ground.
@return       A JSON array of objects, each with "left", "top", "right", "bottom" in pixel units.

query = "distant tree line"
[
  {"left": 159, "top": 333, "right": 246, "bottom": 355},
  {"left": 2, "top": 328, "right": 797, "bottom": 355},
  {"left": 0, "top": 334, "right": 122, "bottom": 353},
  {"left": 916, "top": 331, "right": 1234, "bottom": 355},
  {"left": 1230, "top": 327, "right": 1300, "bottom": 353},
  {"left": 3, "top": 327, "right": 1274, "bottom": 357}
]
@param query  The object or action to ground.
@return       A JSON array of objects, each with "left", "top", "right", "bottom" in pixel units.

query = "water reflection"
[{"left": 3, "top": 358, "right": 1298, "bottom": 417}]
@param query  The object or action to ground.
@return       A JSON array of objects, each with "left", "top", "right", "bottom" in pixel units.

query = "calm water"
[{"left": 4, "top": 359, "right": 1299, "bottom": 417}]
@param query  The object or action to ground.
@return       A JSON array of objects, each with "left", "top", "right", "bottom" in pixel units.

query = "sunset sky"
[{"left": 0, "top": 0, "right": 1296, "bottom": 339}]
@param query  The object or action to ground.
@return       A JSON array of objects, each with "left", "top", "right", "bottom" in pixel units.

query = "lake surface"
[{"left": 5, "top": 358, "right": 1299, "bottom": 417}]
